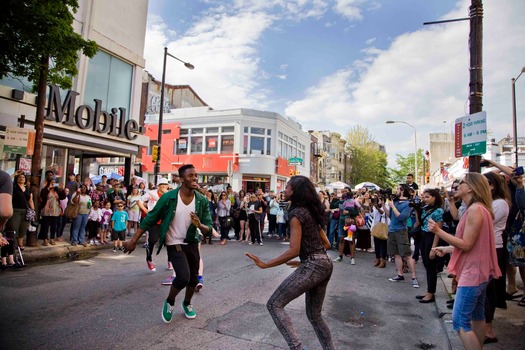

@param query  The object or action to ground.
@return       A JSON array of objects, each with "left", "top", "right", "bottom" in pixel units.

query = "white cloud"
[
  {"left": 286, "top": 0, "right": 525, "bottom": 166},
  {"left": 365, "top": 37, "right": 376, "bottom": 45},
  {"left": 333, "top": 0, "right": 379, "bottom": 21}
]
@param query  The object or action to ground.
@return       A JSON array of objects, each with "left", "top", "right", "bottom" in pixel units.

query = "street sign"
[
  {"left": 288, "top": 157, "right": 303, "bottom": 166},
  {"left": 3, "top": 127, "right": 36, "bottom": 155},
  {"left": 454, "top": 111, "right": 487, "bottom": 157}
]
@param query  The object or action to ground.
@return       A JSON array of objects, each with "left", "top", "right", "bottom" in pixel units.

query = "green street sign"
[{"left": 288, "top": 157, "right": 303, "bottom": 165}]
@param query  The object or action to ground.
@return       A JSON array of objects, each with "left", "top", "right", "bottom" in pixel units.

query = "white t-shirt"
[
  {"left": 141, "top": 190, "right": 161, "bottom": 211},
  {"left": 371, "top": 205, "right": 390, "bottom": 228},
  {"left": 492, "top": 198, "right": 509, "bottom": 249},
  {"left": 165, "top": 192, "right": 195, "bottom": 245}
]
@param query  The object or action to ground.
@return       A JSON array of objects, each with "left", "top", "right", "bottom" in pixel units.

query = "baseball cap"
[{"left": 158, "top": 178, "right": 169, "bottom": 185}]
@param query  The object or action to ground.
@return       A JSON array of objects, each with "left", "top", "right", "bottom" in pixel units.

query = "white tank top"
[{"left": 165, "top": 191, "right": 195, "bottom": 245}]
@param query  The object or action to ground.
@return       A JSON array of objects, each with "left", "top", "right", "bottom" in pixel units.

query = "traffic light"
[
  {"left": 151, "top": 145, "right": 159, "bottom": 162},
  {"left": 425, "top": 172, "right": 430, "bottom": 184}
]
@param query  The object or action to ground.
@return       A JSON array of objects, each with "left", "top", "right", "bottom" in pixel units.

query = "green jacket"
[{"left": 139, "top": 188, "right": 212, "bottom": 253}]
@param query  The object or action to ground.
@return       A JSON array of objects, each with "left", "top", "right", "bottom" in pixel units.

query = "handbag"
[
  {"left": 41, "top": 195, "right": 61, "bottom": 217},
  {"left": 25, "top": 205, "right": 36, "bottom": 221},
  {"left": 355, "top": 213, "right": 366, "bottom": 227},
  {"left": 64, "top": 199, "right": 79, "bottom": 220},
  {"left": 371, "top": 215, "right": 388, "bottom": 240},
  {"left": 507, "top": 211, "right": 525, "bottom": 267}
]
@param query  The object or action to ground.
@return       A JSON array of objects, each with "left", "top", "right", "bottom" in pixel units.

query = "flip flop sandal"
[{"left": 518, "top": 297, "right": 525, "bottom": 307}]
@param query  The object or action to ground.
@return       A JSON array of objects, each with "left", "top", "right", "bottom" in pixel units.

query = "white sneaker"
[
  {"left": 89, "top": 240, "right": 95, "bottom": 245},
  {"left": 259, "top": 242, "right": 264, "bottom": 246},
  {"left": 351, "top": 258, "right": 356, "bottom": 265}
]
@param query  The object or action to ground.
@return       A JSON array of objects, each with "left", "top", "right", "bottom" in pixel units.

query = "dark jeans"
[
  {"left": 218, "top": 216, "right": 230, "bottom": 240},
  {"left": 420, "top": 231, "right": 438, "bottom": 294},
  {"left": 56, "top": 215, "right": 68, "bottom": 238},
  {"left": 277, "top": 222, "right": 288, "bottom": 239},
  {"left": 233, "top": 215, "right": 241, "bottom": 239},
  {"left": 146, "top": 224, "right": 160, "bottom": 262},
  {"left": 328, "top": 219, "right": 338, "bottom": 247},
  {"left": 166, "top": 243, "right": 200, "bottom": 290},
  {"left": 249, "top": 214, "right": 261, "bottom": 243},
  {"left": 267, "top": 252, "right": 335, "bottom": 350},
  {"left": 411, "top": 227, "right": 420, "bottom": 261},
  {"left": 39, "top": 216, "right": 58, "bottom": 240},
  {"left": 268, "top": 214, "right": 277, "bottom": 235},
  {"left": 374, "top": 237, "right": 387, "bottom": 259}
]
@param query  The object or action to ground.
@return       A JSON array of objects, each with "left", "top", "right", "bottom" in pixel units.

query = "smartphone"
[{"left": 515, "top": 166, "right": 524, "bottom": 176}]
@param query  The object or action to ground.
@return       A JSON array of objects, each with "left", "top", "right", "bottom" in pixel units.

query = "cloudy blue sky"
[{"left": 144, "top": 0, "right": 525, "bottom": 166}]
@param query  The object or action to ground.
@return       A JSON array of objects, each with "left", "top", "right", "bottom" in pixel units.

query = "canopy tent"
[
  {"left": 354, "top": 182, "right": 381, "bottom": 191},
  {"left": 327, "top": 181, "right": 351, "bottom": 190}
]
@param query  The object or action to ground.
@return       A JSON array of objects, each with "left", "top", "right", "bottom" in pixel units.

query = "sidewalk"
[
  {"left": 436, "top": 268, "right": 525, "bottom": 350},
  {"left": 20, "top": 239, "right": 116, "bottom": 263}
]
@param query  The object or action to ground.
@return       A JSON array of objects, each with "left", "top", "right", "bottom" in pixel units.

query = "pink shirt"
[{"left": 449, "top": 204, "right": 502, "bottom": 287}]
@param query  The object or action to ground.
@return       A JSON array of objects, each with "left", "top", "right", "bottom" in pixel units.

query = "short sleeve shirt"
[{"left": 421, "top": 207, "right": 444, "bottom": 232}]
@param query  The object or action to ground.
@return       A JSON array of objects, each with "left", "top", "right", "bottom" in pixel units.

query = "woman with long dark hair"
[
  {"left": 414, "top": 188, "right": 444, "bottom": 303},
  {"left": 6, "top": 173, "right": 34, "bottom": 250},
  {"left": 246, "top": 176, "right": 334, "bottom": 350}
]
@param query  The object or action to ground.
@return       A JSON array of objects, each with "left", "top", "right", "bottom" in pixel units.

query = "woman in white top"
[
  {"left": 482, "top": 172, "right": 511, "bottom": 343},
  {"left": 127, "top": 187, "right": 142, "bottom": 236},
  {"left": 370, "top": 194, "right": 390, "bottom": 268}
]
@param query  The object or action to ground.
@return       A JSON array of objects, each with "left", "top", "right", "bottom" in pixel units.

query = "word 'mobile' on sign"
[{"left": 454, "top": 111, "right": 487, "bottom": 158}]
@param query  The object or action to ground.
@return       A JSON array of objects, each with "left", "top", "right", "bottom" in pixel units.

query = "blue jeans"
[
  {"left": 452, "top": 282, "right": 488, "bottom": 332},
  {"left": 328, "top": 219, "right": 339, "bottom": 246},
  {"left": 267, "top": 253, "right": 335, "bottom": 350},
  {"left": 71, "top": 213, "right": 89, "bottom": 244}
]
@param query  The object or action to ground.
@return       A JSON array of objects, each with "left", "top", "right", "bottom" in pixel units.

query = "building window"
[
  {"left": 222, "top": 126, "right": 234, "bottom": 132},
  {"left": 84, "top": 50, "right": 133, "bottom": 115},
  {"left": 221, "top": 135, "right": 234, "bottom": 154},
  {"left": 180, "top": 129, "right": 188, "bottom": 135},
  {"left": 205, "top": 136, "right": 218, "bottom": 153},
  {"left": 175, "top": 138, "right": 188, "bottom": 154},
  {"left": 266, "top": 138, "right": 271, "bottom": 155},
  {"left": 250, "top": 136, "right": 264, "bottom": 154},
  {"left": 191, "top": 128, "right": 203, "bottom": 134},
  {"left": 191, "top": 136, "right": 203, "bottom": 154},
  {"left": 251, "top": 127, "right": 265, "bottom": 135},
  {"left": 207, "top": 127, "right": 219, "bottom": 133}
]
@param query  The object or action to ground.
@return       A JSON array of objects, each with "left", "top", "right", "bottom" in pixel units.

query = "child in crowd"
[
  {"left": 87, "top": 200, "right": 103, "bottom": 245},
  {"left": 127, "top": 187, "right": 141, "bottom": 237},
  {"left": 343, "top": 217, "right": 357, "bottom": 264},
  {"left": 111, "top": 202, "right": 128, "bottom": 252},
  {"left": 100, "top": 201, "right": 112, "bottom": 244}
]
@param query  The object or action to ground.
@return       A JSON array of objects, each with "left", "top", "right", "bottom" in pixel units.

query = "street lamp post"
[
  {"left": 386, "top": 120, "right": 418, "bottom": 184},
  {"left": 512, "top": 67, "right": 525, "bottom": 167},
  {"left": 154, "top": 47, "right": 194, "bottom": 185}
]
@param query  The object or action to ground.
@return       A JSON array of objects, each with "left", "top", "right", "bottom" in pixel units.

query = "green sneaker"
[
  {"left": 162, "top": 300, "right": 174, "bottom": 323},
  {"left": 181, "top": 301, "right": 196, "bottom": 319}
]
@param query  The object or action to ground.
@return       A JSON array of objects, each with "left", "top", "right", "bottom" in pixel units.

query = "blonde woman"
[{"left": 428, "top": 173, "right": 501, "bottom": 350}]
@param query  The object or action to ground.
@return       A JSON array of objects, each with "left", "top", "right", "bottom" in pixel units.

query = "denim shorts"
[{"left": 452, "top": 282, "right": 488, "bottom": 332}]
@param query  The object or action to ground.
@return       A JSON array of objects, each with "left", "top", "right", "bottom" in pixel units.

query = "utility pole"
[{"left": 468, "top": 0, "right": 483, "bottom": 173}]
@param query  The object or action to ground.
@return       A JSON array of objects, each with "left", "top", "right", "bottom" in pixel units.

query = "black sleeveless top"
[{"left": 288, "top": 206, "right": 325, "bottom": 261}]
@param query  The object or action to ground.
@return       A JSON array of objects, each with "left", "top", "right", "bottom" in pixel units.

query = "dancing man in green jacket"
[{"left": 125, "top": 164, "right": 212, "bottom": 323}]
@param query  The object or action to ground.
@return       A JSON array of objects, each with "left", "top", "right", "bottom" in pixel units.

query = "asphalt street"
[{"left": 0, "top": 235, "right": 458, "bottom": 350}]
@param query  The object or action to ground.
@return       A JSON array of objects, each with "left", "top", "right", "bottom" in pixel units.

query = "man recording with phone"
[{"left": 384, "top": 184, "right": 419, "bottom": 288}]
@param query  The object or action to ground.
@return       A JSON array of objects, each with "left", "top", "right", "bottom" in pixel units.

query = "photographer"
[
  {"left": 384, "top": 184, "right": 419, "bottom": 287},
  {"left": 414, "top": 189, "right": 444, "bottom": 303}
]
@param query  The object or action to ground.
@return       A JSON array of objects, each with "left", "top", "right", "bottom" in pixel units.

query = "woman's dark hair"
[
  {"left": 423, "top": 188, "right": 443, "bottom": 209},
  {"left": 207, "top": 189, "right": 216, "bottom": 202},
  {"left": 484, "top": 172, "right": 511, "bottom": 205},
  {"left": 239, "top": 189, "right": 245, "bottom": 198},
  {"left": 44, "top": 179, "right": 54, "bottom": 189},
  {"left": 13, "top": 173, "right": 25, "bottom": 184},
  {"left": 399, "top": 183, "right": 411, "bottom": 198},
  {"left": 287, "top": 175, "right": 325, "bottom": 227}
]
